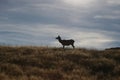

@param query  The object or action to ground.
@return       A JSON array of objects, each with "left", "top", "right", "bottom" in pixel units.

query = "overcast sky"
[{"left": 0, "top": 0, "right": 120, "bottom": 49}]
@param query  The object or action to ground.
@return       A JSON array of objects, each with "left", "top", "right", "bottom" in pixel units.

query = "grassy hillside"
[{"left": 0, "top": 46, "right": 120, "bottom": 80}]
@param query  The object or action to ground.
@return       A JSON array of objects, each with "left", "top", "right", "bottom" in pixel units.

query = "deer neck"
[{"left": 58, "top": 38, "right": 62, "bottom": 43}]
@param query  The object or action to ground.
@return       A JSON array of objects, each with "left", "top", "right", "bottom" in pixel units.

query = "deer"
[{"left": 56, "top": 35, "right": 75, "bottom": 49}]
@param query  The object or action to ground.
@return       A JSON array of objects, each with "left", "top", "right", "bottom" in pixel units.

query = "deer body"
[{"left": 56, "top": 35, "right": 75, "bottom": 49}]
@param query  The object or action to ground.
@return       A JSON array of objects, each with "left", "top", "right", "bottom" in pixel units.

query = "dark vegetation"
[{"left": 0, "top": 46, "right": 120, "bottom": 80}]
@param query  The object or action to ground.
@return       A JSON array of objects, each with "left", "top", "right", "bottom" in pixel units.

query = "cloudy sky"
[{"left": 0, "top": 0, "right": 120, "bottom": 49}]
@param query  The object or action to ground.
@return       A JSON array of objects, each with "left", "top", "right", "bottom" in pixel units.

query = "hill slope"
[{"left": 0, "top": 46, "right": 120, "bottom": 80}]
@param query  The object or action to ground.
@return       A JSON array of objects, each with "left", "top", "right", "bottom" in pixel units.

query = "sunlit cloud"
[
  {"left": 63, "top": 0, "right": 95, "bottom": 7},
  {"left": 107, "top": 0, "right": 120, "bottom": 5}
]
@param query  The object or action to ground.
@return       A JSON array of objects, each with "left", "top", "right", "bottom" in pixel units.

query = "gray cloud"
[{"left": 0, "top": 0, "right": 120, "bottom": 49}]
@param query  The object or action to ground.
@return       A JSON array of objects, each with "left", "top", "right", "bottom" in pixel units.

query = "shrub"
[
  {"left": 80, "top": 58, "right": 115, "bottom": 74},
  {"left": 0, "top": 63, "right": 23, "bottom": 76}
]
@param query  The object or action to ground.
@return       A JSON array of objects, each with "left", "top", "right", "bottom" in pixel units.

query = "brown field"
[{"left": 0, "top": 46, "right": 120, "bottom": 80}]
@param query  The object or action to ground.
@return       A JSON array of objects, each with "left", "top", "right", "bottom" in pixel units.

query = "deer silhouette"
[{"left": 56, "top": 35, "right": 75, "bottom": 49}]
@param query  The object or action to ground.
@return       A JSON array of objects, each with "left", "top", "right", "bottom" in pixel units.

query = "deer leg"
[
  {"left": 72, "top": 44, "right": 75, "bottom": 49},
  {"left": 63, "top": 45, "right": 65, "bottom": 49}
]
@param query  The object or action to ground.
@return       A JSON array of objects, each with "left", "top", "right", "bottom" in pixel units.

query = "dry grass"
[{"left": 0, "top": 46, "right": 120, "bottom": 80}]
